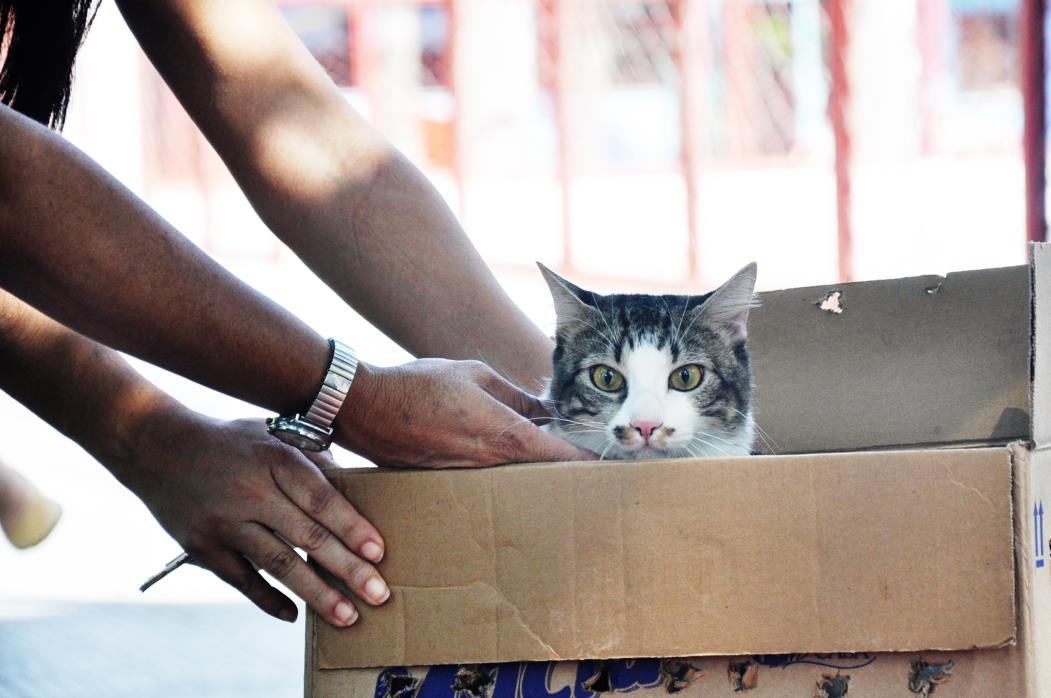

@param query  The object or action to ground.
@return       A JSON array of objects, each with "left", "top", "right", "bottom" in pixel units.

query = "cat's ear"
[
  {"left": 537, "top": 262, "right": 595, "bottom": 329},
  {"left": 699, "top": 262, "right": 758, "bottom": 343}
]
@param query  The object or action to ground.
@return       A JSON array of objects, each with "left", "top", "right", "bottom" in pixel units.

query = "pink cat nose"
[{"left": 631, "top": 420, "right": 663, "bottom": 443}]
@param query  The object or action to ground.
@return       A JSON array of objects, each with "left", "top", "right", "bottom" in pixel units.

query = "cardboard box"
[{"left": 306, "top": 244, "right": 1051, "bottom": 696}]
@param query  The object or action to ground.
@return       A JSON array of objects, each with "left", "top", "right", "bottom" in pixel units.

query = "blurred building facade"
[{"left": 89, "top": 0, "right": 1037, "bottom": 292}]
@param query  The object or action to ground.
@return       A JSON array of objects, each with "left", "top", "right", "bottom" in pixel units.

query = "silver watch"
[{"left": 266, "top": 339, "right": 358, "bottom": 451}]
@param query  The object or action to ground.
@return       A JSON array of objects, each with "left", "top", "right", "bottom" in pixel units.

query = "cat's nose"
[{"left": 631, "top": 420, "right": 663, "bottom": 443}]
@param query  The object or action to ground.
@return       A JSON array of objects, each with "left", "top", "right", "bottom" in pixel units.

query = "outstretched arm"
[
  {"left": 115, "top": 0, "right": 554, "bottom": 393},
  {"left": 0, "top": 104, "right": 591, "bottom": 465},
  {"left": 0, "top": 103, "right": 329, "bottom": 417}
]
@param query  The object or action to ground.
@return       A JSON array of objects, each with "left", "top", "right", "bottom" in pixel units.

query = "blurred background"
[{"left": 0, "top": 0, "right": 1047, "bottom": 695}]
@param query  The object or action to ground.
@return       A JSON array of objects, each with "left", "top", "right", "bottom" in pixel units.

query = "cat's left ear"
[{"left": 700, "top": 262, "right": 758, "bottom": 343}]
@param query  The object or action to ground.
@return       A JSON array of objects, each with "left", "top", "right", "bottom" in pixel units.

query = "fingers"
[
  {"left": 465, "top": 362, "right": 596, "bottom": 464},
  {"left": 237, "top": 523, "right": 360, "bottom": 628},
  {"left": 195, "top": 548, "right": 298, "bottom": 623},
  {"left": 269, "top": 450, "right": 385, "bottom": 564},
  {"left": 474, "top": 365, "right": 553, "bottom": 422},
  {"left": 269, "top": 501, "right": 390, "bottom": 607},
  {"left": 497, "top": 418, "right": 598, "bottom": 463},
  {"left": 301, "top": 447, "right": 339, "bottom": 472}
]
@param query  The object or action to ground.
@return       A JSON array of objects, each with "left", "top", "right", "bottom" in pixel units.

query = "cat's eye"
[
  {"left": 669, "top": 364, "right": 704, "bottom": 391},
  {"left": 589, "top": 365, "right": 625, "bottom": 392}
]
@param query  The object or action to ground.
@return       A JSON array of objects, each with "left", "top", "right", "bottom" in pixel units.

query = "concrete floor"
[{"left": 0, "top": 601, "right": 303, "bottom": 698}]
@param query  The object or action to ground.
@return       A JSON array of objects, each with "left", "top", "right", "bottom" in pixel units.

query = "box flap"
[
  {"left": 749, "top": 265, "right": 1030, "bottom": 454},
  {"left": 316, "top": 448, "right": 1015, "bottom": 669}
]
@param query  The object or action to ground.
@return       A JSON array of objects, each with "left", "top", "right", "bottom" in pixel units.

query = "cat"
[{"left": 538, "top": 262, "right": 758, "bottom": 460}]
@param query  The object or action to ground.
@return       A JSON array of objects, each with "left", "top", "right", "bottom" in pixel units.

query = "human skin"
[
  {"left": 0, "top": 0, "right": 594, "bottom": 622},
  {"left": 0, "top": 105, "right": 592, "bottom": 468},
  {"left": 0, "top": 288, "right": 386, "bottom": 626},
  {"left": 115, "top": 0, "right": 555, "bottom": 395}
]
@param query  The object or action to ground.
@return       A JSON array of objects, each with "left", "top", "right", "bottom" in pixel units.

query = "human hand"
[
  {"left": 334, "top": 359, "right": 596, "bottom": 468},
  {"left": 117, "top": 411, "right": 388, "bottom": 627}
]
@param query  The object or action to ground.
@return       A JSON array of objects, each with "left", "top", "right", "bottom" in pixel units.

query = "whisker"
[
  {"left": 495, "top": 416, "right": 610, "bottom": 445},
  {"left": 681, "top": 442, "right": 702, "bottom": 459},
  {"left": 696, "top": 428, "right": 746, "bottom": 451},
  {"left": 571, "top": 316, "right": 619, "bottom": 356},
  {"left": 526, "top": 415, "right": 606, "bottom": 429},
  {"left": 690, "top": 434, "right": 732, "bottom": 458},
  {"left": 729, "top": 407, "right": 780, "bottom": 454}
]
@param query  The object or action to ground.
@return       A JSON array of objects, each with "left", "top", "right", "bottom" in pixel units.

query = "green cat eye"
[
  {"left": 669, "top": 364, "right": 704, "bottom": 391},
  {"left": 590, "top": 364, "right": 625, "bottom": 392}
]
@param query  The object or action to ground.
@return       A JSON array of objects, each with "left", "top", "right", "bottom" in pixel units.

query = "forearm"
[
  {"left": 0, "top": 105, "right": 328, "bottom": 415},
  {"left": 117, "top": 0, "right": 553, "bottom": 391},
  {"left": 0, "top": 290, "right": 392, "bottom": 624},
  {"left": 0, "top": 289, "right": 180, "bottom": 477}
]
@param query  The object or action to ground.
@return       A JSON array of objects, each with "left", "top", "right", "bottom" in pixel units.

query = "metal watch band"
[{"left": 302, "top": 339, "right": 358, "bottom": 430}]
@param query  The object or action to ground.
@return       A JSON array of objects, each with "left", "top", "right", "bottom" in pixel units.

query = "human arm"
[
  {"left": 0, "top": 288, "right": 389, "bottom": 626},
  {"left": 114, "top": 0, "right": 555, "bottom": 393},
  {"left": 0, "top": 104, "right": 591, "bottom": 465}
]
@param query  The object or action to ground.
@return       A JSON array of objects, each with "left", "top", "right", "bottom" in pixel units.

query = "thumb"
[
  {"left": 481, "top": 371, "right": 555, "bottom": 422},
  {"left": 502, "top": 419, "right": 597, "bottom": 463}
]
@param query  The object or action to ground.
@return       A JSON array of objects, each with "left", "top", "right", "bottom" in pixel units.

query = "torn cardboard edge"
[{"left": 748, "top": 259, "right": 1034, "bottom": 455}]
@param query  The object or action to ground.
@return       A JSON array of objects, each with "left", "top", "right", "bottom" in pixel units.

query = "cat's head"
[{"left": 540, "top": 263, "right": 758, "bottom": 460}]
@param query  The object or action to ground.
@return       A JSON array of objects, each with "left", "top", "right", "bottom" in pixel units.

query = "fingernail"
[
  {"left": 365, "top": 577, "right": 390, "bottom": 604},
  {"left": 361, "top": 541, "right": 384, "bottom": 562},
  {"left": 334, "top": 601, "right": 358, "bottom": 625},
  {"left": 279, "top": 607, "right": 297, "bottom": 623}
]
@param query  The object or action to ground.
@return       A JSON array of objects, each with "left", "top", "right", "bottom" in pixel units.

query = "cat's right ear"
[
  {"left": 537, "top": 262, "right": 595, "bottom": 330},
  {"left": 699, "top": 262, "right": 759, "bottom": 343}
]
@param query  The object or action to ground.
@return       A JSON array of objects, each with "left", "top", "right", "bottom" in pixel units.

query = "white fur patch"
[{"left": 549, "top": 341, "right": 754, "bottom": 460}]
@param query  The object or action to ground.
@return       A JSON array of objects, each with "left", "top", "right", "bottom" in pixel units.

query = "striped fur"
[{"left": 540, "top": 263, "right": 757, "bottom": 460}]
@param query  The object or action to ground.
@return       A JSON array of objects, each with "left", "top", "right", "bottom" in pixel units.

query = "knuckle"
[
  {"left": 257, "top": 440, "right": 301, "bottom": 474},
  {"left": 508, "top": 392, "right": 530, "bottom": 414},
  {"left": 223, "top": 571, "right": 255, "bottom": 595},
  {"left": 311, "top": 587, "right": 336, "bottom": 612},
  {"left": 199, "top": 512, "right": 229, "bottom": 536},
  {"left": 262, "top": 547, "right": 300, "bottom": 579},
  {"left": 250, "top": 438, "right": 282, "bottom": 465},
  {"left": 306, "top": 484, "right": 337, "bottom": 517},
  {"left": 461, "top": 360, "right": 489, "bottom": 379},
  {"left": 341, "top": 556, "right": 373, "bottom": 588},
  {"left": 337, "top": 517, "right": 366, "bottom": 546},
  {"left": 229, "top": 477, "right": 267, "bottom": 506},
  {"left": 298, "top": 521, "right": 331, "bottom": 552}
]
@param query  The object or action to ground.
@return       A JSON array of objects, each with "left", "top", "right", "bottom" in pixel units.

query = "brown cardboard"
[
  {"left": 306, "top": 246, "right": 1051, "bottom": 694},
  {"left": 748, "top": 264, "right": 1031, "bottom": 454},
  {"left": 308, "top": 442, "right": 1040, "bottom": 697},
  {"left": 316, "top": 447, "right": 1014, "bottom": 669}
]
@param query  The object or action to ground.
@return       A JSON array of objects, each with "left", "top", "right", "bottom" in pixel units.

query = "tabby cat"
[{"left": 540, "top": 263, "right": 757, "bottom": 459}]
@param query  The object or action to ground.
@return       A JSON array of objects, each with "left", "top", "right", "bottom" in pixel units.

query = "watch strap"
[{"left": 302, "top": 339, "right": 358, "bottom": 430}]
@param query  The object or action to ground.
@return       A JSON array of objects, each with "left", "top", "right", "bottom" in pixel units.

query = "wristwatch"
[{"left": 266, "top": 339, "right": 358, "bottom": 451}]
